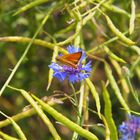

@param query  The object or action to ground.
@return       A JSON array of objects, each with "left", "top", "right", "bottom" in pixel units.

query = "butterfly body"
[{"left": 56, "top": 52, "right": 82, "bottom": 69}]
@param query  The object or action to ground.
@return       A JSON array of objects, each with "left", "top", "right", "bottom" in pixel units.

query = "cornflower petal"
[
  {"left": 49, "top": 45, "right": 92, "bottom": 83},
  {"left": 82, "top": 61, "right": 92, "bottom": 72},
  {"left": 79, "top": 73, "right": 90, "bottom": 81},
  {"left": 69, "top": 74, "right": 79, "bottom": 83},
  {"left": 49, "top": 63, "right": 62, "bottom": 71},
  {"left": 80, "top": 51, "right": 86, "bottom": 61},
  {"left": 53, "top": 72, "right": 67, "bottom": 81},
  {"left": 67, "top": 45, "right": 79, "bottom": 53},
  {"left": 119, "top": 115, "right": 140, "bottom": 140}
]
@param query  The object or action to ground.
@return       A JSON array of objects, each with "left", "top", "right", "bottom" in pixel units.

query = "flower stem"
[
  {"left": 0, "top": 11, "right": 53, "bottom": 96},
  {"left": 32, "top": 94, "right": 98, "bottom": 140},
  {"left": 7, "top": 85, "right": 61, "bottom": 140}
]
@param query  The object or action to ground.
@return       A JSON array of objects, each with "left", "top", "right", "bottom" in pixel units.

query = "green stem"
[
  {"left": 87, "top": 31, "right": 128, "bottom": 53},
  {"left": 82, "top": 0, "right": 106, "bottom": 25},
  {"left": 0, "top": 111, "right": 27, "bottom": 140},
  {"left": 0, "top": 11, "right": 53, "bottom": 96},
  {"left": 0, "top": 91, "right": 80, "bottom": 128},
  {"left": 0, "top": 36, "right": 67, "bottom": 54},
  {"left": 86, "top": 78, "right": 101, "bottom": 118},
  {"left": 104, "top": 63, "right": 130, "bottom": 114},
  {"left": 126, "top": 76, "right": 140, "bottom": 105},
  {"left": 0, "top": 108, "right": 35, "bottom": 128},
  {"left": 0, "top": 131, "right": 19, "bottom": 140},
  {"left": 14, "top": 0, "right": 49, "bottom": 15},
  {"left": 32, "top": 94, "right": 98, "bottom": 140},
  {"left": 70, "top": 83, "right": 78, "bottom": 106},
  {"left": 72, "top": 82, "right": 84, "bottom": 140},
  {"left": 7, "top": 85, "right": 61, "bottom": 140}
]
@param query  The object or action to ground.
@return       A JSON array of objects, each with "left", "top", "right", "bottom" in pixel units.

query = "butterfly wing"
[
  {"left": 56, "top": 52, "right": 82, "bottom": 68},
  {"left": 61, "top": 52, "right": 82, "bottom": 64}
]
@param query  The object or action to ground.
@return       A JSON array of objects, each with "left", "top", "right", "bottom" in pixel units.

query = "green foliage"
[
  {"left": 0, "top": 0, "right": 140, "bottom": 140},
  {"left": 102, "top": 82, "right": 118, "bottom": 140}
]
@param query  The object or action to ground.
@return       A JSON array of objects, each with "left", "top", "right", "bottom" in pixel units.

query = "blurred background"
[{"left": 0, "top": 0, "right": 140, "bottom": 139}]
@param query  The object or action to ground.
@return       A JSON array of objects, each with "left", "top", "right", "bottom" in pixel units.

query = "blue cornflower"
[
  {"left": 49, "top": 45, "right": 92, "bottom": 83},
  {"left": 119, "top": 115, "right": 140, "bottom": 140}
]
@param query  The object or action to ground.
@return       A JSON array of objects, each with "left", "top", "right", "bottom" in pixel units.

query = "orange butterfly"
[{"left": 56, "top": 52, "right": 82, "bottom": 69}]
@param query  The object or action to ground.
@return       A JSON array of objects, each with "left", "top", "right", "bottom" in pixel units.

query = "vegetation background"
[{"left": 0, "top": 0, "right": 140, "bottom": 140}]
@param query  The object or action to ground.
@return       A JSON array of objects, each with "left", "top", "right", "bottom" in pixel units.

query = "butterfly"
[{"left": 56, "top": 52, "right": 82, "bottom": 69}]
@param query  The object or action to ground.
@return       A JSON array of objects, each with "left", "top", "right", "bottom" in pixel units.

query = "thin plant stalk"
[
  {"left": 0, "top": 10, "right": 53, "bottom": 96},
  {"left": 7, "top": 85, "right": 61, "bottom": 140},
  {"left": 32, "top": 94, "right": 98, "bottom": 140}
]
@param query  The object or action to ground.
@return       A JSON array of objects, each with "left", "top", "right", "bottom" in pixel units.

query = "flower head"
[
  {"left": 119, "top": 115, "right": 140, "bottom": 140},
  {"left": 49, "top": 45, "right": 92, "bottom": 83}
]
